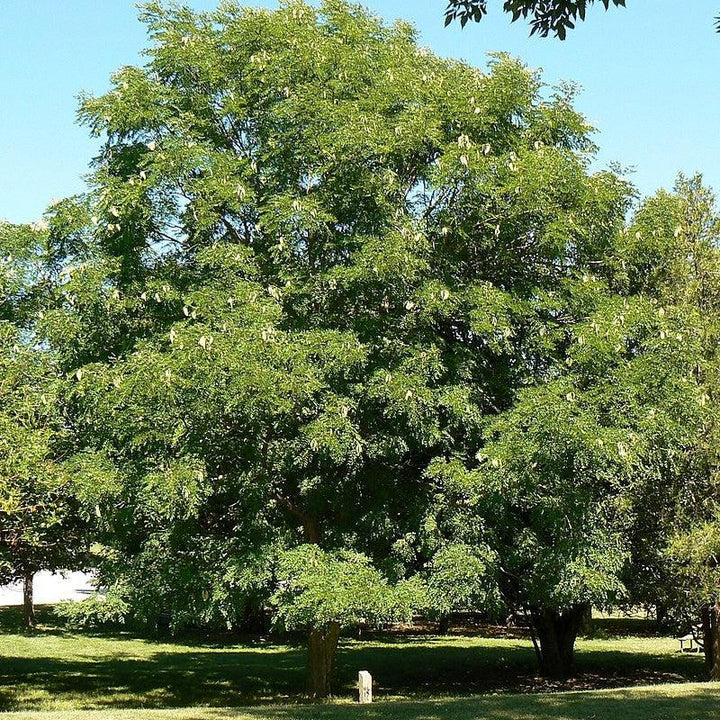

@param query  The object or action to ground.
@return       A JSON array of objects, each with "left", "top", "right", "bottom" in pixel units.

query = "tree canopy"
[
  {"left": 618, "top": 175, "right": 720, "bottom": 677},
  {"left": 41, "top": 0, "right": 642, "bottom": 692},
  {"left": 0, "top": 222, "right": 90, "bottom": 626}
]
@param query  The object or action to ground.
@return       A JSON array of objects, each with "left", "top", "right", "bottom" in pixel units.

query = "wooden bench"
[{"left": 679, "top": 625, "right": 704, "bottom": 652}]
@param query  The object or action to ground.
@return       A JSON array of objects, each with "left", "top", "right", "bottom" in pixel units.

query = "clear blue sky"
[{"left": 1, "top": 1, "right": 719, "bottom": 222}]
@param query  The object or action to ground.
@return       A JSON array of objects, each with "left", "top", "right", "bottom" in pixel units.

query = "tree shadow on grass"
[
  {"left": 0, "top": 636, "right": 707, "bottom": 712},
  {"left": 0, "top": 605, "right": 65, "bottom": 635},
  {"left": 4, "top": 686, "right": 711, "bottom": 720},
  {"left": 223, "top": 685, "right": 720, "bottom": 720},
  {"left": 336, "top": 640, "right": 705, "bottom": 697},
  {"left": 591, "top": 617, "right": 660, "bottom": 637},
  {"left": 0, "top": 648, "right": 307, "bottom": 711}
]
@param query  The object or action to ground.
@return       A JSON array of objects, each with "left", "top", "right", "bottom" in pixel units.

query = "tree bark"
[
  {"left": 307, "top": 622, "right": 340, "bottom": 697},
  {"left": 701, "top": 602, "right": 720, "bottom": 680},
  {"left": 23, "top": 571, "right": 36, "bottom": 628},
  {"left": 530, "top": 604, "right": 587, "bottom": 679}
]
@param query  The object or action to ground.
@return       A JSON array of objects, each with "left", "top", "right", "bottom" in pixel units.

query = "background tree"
[
  {"left": 613, "top": 175, "right": 720, "bottom": 678},
  {"left": 421, "top": 172, "right": 720, "bottom": 678},
  {"left": 0, "top": 222, "right": 90, "bottom": 627}
]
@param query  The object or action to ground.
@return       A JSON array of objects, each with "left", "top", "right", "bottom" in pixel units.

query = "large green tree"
[{"left": 46, "top": 0, "right": 631, "bottom": 693}]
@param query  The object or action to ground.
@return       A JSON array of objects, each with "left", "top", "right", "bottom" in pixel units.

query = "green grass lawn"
[
  {"left": 0, "top": 606, "right": 711, "bottom": 719},
  {"left": 2, "top": 684, "right": 720, "bottom": 720}
]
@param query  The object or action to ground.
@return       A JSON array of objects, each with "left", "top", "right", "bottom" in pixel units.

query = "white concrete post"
[{"left": 358, "top": 670, "right": 372, "bottom": 703}]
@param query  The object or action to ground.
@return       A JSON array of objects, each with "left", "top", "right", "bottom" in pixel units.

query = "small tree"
[{"left": 422, "top": 221, "right": 717, "bottom": 678}]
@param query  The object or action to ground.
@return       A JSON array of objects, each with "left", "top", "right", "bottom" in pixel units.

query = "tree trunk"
[
  {"left": 23, "top": 571, "right": 36, "bottom": 628},
  {"left": 294, "top": 512, "right": 341, "bottom": 697},
  {"left": 307, "top": 622, "right": 340, "bottom": 697},
  {"left": 701, "top": 602, "right": 720, "bottom": 680},
  {"left": 530, "top": 604, "right": 587, "bottom": 679},
  {"left": 302, "top": 516, "right": 321, "bottom": 544},
  {"left": 579, "top": 604, "right": 593, "bottom": 635},
  {"left": 438, "top": 615, "right": 451, "bottom": 635},
  {"left": 655, "top": 603, "right": 668, "bottom": 630}
]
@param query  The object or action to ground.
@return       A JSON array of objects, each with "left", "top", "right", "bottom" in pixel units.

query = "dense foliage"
[
  {"left": 41, "top": 0, "right": 640, "bottom": 689},
  {"left": 2, "top": 0, "right": 717, "bottom": 696},
  {"left": 0, "top": 223, "right": 89, "bottom": 626},
  {"left": 444, "top": 0, "right": 626, "bottom": 38},
  {"left": 619, "top": 176, "right": 720, "bottom": 677},
  {"left": 444, "top": 1, "right": 720, "bottom": 40}
]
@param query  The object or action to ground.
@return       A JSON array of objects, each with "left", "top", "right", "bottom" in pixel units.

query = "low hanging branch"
[
  {"left": 445, "top": 1, "right": 720, "bottom": 38},
  {"left": 444, "top": 1, "right": 630, "bottom": 40}
]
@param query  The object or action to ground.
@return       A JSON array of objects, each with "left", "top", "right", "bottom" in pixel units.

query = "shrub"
[{"left": 56, "top": 592, "right": 129, "bottom": 628}]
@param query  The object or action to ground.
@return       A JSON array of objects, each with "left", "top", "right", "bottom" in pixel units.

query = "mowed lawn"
[
  {"left": 0, "top": 606, "right": 713, "bottom": 719},
  {"left": 3, "top": 685, "right": 720, "bottom": 720}
]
